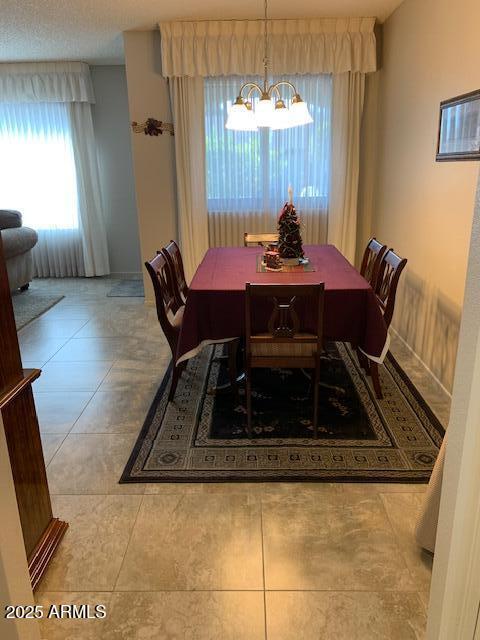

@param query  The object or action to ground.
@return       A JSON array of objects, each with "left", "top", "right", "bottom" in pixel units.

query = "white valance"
[
  {"left": 0, "top": 62, "right": 95, "bottom": 103},
  {"left": 159, "top": 18, "right": 377, "bottom": 78}
]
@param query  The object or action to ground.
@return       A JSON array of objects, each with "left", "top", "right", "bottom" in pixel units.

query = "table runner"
[{"left": 176, "top": 245, "right": 389, "bottom": 364}]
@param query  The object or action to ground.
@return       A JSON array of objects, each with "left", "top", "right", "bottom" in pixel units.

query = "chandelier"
[{"left": 225, "top": 0, "right": 313, "bottom": 131}]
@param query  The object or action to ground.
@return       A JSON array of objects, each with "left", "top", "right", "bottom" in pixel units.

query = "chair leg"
[
  {"left": 355, "top": 346, "right": 369, "bottom": 372},
  {"left": 168, "top": 361, "right": 185, "bottom": 402},
  {"left": 313, "top": 357, "right": 320, "bottom": 439},
  {"left": 245, "top": 365, "right": 253, "bottom": 438},
  {"left": 370, "top": 362, "right": 383, "bottom": 399},
  {"left": 227, "top": 339, "right": 239, "bottom": 403}
]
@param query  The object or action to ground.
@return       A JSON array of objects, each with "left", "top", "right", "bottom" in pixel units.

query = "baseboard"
[
  {"left": 107, "top": 272, "right": 142, "bottom": 279},
  {"left": 390, "top": 327, "right": 452, "bottom": 399}
]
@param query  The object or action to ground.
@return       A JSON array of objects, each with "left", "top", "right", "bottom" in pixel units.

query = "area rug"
[
  {"left": 121, "top": 343, "right": 444, "bottom": 483},
  {"left": 12, "top": 291, "right": 64, "bottom": 330},
  {"left": 107, "top": 279, "right": 144, "bottom": 297}
]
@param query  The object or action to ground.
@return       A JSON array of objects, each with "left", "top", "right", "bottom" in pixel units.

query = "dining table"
[{"left": 175, "top": 244, "right": 389, "bottom": 365}]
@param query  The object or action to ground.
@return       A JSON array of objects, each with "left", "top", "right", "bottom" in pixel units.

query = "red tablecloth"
[{"left": 176, "top": 245, "right": 389, "bottom": 364}]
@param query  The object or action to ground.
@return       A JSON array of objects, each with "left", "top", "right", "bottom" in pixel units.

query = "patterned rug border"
[
  {"left": 388, "top": 351, "right": 445, "bottom": 440},
  {"left": 120, "top": 349, "right": 445, "bottom": 485}
]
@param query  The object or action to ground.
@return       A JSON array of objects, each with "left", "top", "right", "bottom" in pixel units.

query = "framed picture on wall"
[{"left": 436, "top": 89, "right": 480, "bottom": 161}]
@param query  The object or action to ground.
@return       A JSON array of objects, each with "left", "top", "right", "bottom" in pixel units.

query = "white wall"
[
  {"left": 91, "top": 65, "right": 142, "bottom": 277},
  {"left": 372, "top": 0, "right": 480, "bottom": 392},
  {"left": 427, "top": 170, "right": 480, "bottom": 639},
  {"left": 123, "top": 30, "right": 177, "bottom": 301}
]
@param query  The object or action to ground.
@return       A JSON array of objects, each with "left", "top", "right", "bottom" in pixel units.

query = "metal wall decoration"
[
  {"left": 131, "top": 118, "right": 174, "bottom": 136},
  {"left": 436, "top": 90, "right": 480, "bottom": 161}
]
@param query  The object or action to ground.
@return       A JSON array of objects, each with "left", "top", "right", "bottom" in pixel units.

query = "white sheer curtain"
[
  {"left": 329, "top": 72, "right": 366, "bottom": 263},
  {"left": 205, "top": 74, "right": 332, "bottom": 247},
  {"left": 69, "top": 102, "right": 110, "bottom": 277},
  {"left": 0, "top": 101, "right": 84, "bottom": 276},
  {"left": 0, "top": 62, "right": 110, "bottom": 277},
  {"left": 169, "top": 77, "right": 210, "bottom": 281}
]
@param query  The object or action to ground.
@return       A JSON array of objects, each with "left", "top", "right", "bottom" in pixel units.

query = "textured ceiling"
[{"left": 0, "top": 0, "right": 404, "bottom": 65}]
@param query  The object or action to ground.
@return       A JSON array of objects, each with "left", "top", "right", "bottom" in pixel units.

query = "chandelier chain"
[{"left": 263, "top": 0, "right": 269, "bottom": 91}]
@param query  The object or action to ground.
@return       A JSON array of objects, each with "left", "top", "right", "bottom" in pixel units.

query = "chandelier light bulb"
[
  {"left": 225, "top": 97, "right": 258, "bottom": 131},
  {"left": 255, "top": 93, "right": 275, "bottom": 127},
  {"left": 290, "top": 94, "right": 314, "bottom": 127},
  {"left": 270, "top": 99, "right": 294, "bottom": 130}
]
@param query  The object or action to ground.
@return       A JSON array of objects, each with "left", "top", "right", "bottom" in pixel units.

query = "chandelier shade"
[
  {"left": 270, "top": 99, "right": 293, "bottom": 130},
  {"left": 290, "top": 96, "right": 314, "bottom": 126},
  {"left": 255, "top": 95, "right": 275, "bottom": 127},
  {"left": 225, "top": 100, "right": 258, "bottom": 131}
]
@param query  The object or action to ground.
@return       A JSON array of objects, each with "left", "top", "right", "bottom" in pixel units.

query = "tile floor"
[{"left": 17, "top": 278, "right": 450, "bottom": 639}]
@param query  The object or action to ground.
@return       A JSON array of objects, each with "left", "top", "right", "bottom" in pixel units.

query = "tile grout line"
[
  {"left": 44, "top": 433, "right": 70, "bottom": 470},
  {"left": 21, "top": 320, "right": 89, "bottom": 372},
  {"left": 377, "top": 491, "right": 422, "bottom": 588},
  {"left": 55, "top": 354, "right": 125, "bottom": 433},
  {"left": 112, "top": 493, "right": 145, "bottom": 592},
  {"left": 63, "top": 379, "right": 157, "bottom": 436},
  {"left": 260, "top": 498, "right": 268, "bottom": 640},
  {"left": 44, "top": 489, "right": 146, "bottom": 498},
  {"left": 36, "top": 587, "right": 424, "bottom": 593},
  {"left": 44, "top": 359, "right": 117, "bottom": 469},
  {"left": 20, "top": 316, "right": 91, "bottom": 367},
  {"left": 22, "top": 336, "right": 71, "bottom": 369},
  {"left": 28, "top": 305, "right": 95, "bottom": 469},
  {"left": 69, "top": 318, "right": 92, "bottom": 339}
]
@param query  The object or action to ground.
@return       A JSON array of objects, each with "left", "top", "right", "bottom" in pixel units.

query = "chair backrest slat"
[
  {"left": 375, "top": 249, "right": 408, "bottom": 328},
  {"left": 244, "top": 232, "right": 279, "bottom": 248},
  {"left": 360, "top": 237, "right": 388, "bottom": 290},
  {"left": 144, "top": 252, "right": 181, "bottom": 355},
  {"left": 245, "top": 283, "right": 325, "bottom": 358},
  {"left": 162, "top": 240, "right": 188, "bottom": 307}
]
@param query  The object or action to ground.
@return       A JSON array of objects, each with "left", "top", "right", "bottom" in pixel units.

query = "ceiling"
[{"left": 0, "top": 0, "right": 404, "bottom": 65}]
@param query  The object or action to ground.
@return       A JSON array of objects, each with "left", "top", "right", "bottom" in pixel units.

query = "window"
[
  {"left": 205, "top": 74, "right": 332, "bottom": 218},
  {"left": 0, "top": 102, "right": 79, "bottom": 230}
]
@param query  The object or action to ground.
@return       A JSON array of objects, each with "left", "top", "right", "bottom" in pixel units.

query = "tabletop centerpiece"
[
  {"left": 260, "top": 187, "right": 309, "bottom": 271},
  {"left": 277, "top": 186, "right": 305, "bottom": 265},
  {"left": 264, "top": 248, "right": 283, "bottom": 271}
]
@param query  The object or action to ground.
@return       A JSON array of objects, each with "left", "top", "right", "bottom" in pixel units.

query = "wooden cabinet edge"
[
  {"left": 0, "top": 368, "right": 69, "bottom": 590},
  {"left": 28, "top": 518, "right": 68, "bottom": 590},
  {"left": 0, "top": 369, "right": 41, "bottom": 411}
]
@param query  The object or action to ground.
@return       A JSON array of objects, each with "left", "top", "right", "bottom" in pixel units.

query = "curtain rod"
[{"left": 159, "top": 16, "right": 376, "bottom": 23}]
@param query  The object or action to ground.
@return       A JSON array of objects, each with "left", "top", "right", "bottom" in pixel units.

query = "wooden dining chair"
[
  {"left": 146, "top": 250, "right": 239, "bottom": 403},
  {"left": 245, "top": 283, "right": 325, "bottom": 438},
  {"left": 162, "top": 240, "right": 189, "bottom": 307},
  {"left": 145, "top": 252, "right": 186, "bottom": 402},
  {"left": 356, "top": 238, "right": 388, "bottom": 371},
  {"left": 360, "top": 237, "right": 388, "bottom": 290},
  {"left": 244, "top": 232, "right": 279, "bottom": 247},
  {"left": 369, "top": 249, "right": 408, "bottom": 399}
]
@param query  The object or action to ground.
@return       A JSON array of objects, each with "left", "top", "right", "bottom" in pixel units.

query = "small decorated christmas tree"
[{"left": 277, "top": 187, "right": 304, "bottom": 261}]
